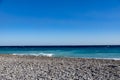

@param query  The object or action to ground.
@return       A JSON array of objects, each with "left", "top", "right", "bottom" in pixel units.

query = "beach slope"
[{"left": 0, "top": 54, "right": 120, "bottom": 80}]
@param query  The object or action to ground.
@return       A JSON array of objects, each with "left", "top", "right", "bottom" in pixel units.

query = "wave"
[
  {"left": 103, "top": 58, "right": 120, "bottom": 60},
  {"left": 39, "top": 53, "right": 53, "bottom": 57},
  {"left": 12, "top": 53, "right": 54, "bottom": 57},
  {"left": 11, "top": 53, "right": 120, "bottom": 60},
  {"left": 90, "top": 57, "right": 120, "bottom": 60}
]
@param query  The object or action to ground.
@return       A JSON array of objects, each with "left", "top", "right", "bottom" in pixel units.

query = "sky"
[{"left": 0, "top": 0, "right": 120, "bottom": 45}]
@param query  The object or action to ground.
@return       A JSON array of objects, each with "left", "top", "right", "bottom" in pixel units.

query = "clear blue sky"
[{"left": 0, "top": 0, "right": 120, "bottom": 45}]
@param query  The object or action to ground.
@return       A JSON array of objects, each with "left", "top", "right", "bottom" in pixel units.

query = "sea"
[{"left": 0, "top": 45, "right": 120, "bottom": 60}]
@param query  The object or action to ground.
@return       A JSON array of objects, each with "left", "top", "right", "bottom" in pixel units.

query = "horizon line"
[{"left": 0, "top": 45, "right": 120, "bottom": 46}]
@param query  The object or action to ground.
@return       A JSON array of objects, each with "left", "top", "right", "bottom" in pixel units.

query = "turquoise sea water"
[{"left": 0, "top": 46, "right": 120, "bottom": 59}]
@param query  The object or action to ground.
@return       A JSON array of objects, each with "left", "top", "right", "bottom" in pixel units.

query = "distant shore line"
[{"left": 1, "top": 45, "right": 120, "bottom": 47}]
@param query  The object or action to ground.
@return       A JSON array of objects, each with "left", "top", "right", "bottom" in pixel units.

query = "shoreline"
[
  {"left": 1, "top": 53, "right": 120, "bottom": 60},
  {"left": 0, "top": 54, "right": 120, "bottom": 79}
]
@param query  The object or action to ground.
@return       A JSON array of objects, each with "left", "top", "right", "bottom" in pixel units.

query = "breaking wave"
[{"left": 12, "top": 53, "right": 54, "bottom": 57}]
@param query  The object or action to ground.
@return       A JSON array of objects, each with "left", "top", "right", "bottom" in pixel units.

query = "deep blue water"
[{"left": 0, "top": 46, "right": 120, "bottom": 59}]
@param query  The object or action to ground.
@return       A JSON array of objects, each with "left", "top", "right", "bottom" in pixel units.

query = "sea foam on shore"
[
  {"left": 12, "top": 53, "right": 54, "bottom": 57},
  {"left": 12, "top": 53, "right": 120, "bottom": 60}
]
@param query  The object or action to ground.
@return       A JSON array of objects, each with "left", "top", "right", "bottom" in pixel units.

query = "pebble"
[{"left": 0, "top": 54, "right": 120, "bottom": 80}]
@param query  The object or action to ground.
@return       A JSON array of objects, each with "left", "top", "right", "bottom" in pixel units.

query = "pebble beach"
[{"left": 0, "top": 54, "right": 120, "bottom": 80}]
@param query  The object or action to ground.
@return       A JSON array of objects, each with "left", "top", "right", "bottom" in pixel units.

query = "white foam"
[
  {"left": 12, "top": 53, "right": 25, "bottom": 56},
  {"left": 11, "top": 54, "right": 120, "bottom": 60},
  {"left": 94, "top": 58, "right": 120, "bottom": 60},
  {"left": 12, "top": 53, "right": 54, "bottom": 57},
  {"left": 39, "top": 53, "right": 53, "bottom": 57},
  {"left": 104, "top": 58, "right": 120, "bottom": 60}
]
